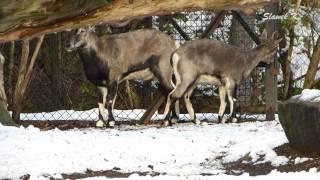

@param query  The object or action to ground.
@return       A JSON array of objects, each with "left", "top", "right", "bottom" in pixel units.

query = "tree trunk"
[
  {"left": 283, "top": 27, "right": 295, "bottom": 99},
  {"left": 7, "top": 41, "right": 15, "bottom": 107},
  {"left": 303, "top": 37, "right": 320, "bottom": 89},
  {"left": 0, "top": 52, "right": 16, "bottom": 126},
  {"left": 12, "top": 36, "right": 44, "bottom": 122},
  {"left": 0, "top": 0, "right": 274, "bottom": 43}
]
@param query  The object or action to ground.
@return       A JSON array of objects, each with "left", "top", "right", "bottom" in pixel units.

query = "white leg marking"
[
  {"left": 163, "top": 53, "right": 181, "bottom": 123},
  {"left": 225, "top": 78, "right": 235, "bottom": 119},
  {"left": 97, "top": 87, "right": 107, "bottom": 127},
  {"left": 108, "top": 121, "right": 115, "bottom": 127},
  {"left": 163, "top": 96, "right": 172, "bottom": 118},
  {"left": 98, "top": 103, "right": 106, "bottom": 119},
  {"left": 172, "top": 53, "right": 181, "bottom": 86},
  {"left": 232, "top": 118, "right": 238, "bottom": 123},
  {"left": 163, "top": 120, "right": 170, "bottom": 127},
  {"left": 184, "top": 87, "right": 199, "bottom": 124},
  {"left": 96, "top": 120, "right": 105, "bottom": 128},
  {"left": 218, "top": 86, "right": 227, "bottom": 117},
  {"left": 227, "top": 94, "right": 234, "bottom": 118}
]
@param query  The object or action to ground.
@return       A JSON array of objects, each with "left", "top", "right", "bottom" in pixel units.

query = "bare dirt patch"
[{"left": 223, "top": 143, "right": 320, "bottom": 176}]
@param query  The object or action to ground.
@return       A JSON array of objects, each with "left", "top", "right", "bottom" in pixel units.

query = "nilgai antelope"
[
  {"left": 163, "top": 29, "right": 281, "bottom": 125},
  {"left": 67, "top": 28, "right": 179, "bottom": 127}
]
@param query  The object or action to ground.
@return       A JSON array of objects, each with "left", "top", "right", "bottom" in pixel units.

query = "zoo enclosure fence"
[{"left": 4, "top": 10, "right": 311, "bottom": 122}]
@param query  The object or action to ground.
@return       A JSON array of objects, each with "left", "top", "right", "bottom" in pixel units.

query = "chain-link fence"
[
  {"left": 276, "top": 9, "right": 320, "bottom": 99},
  {"left": 3, "top": 10, "right": 314, "bottom": 123}
]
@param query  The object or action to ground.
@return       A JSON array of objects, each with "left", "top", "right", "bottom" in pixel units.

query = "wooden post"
[
  {"left": 200, "top": 11, "right": 227, "bottom": 39},
  {"left": 265, "top": 2, "right": 279, "bottom": 121},
  {"left": 169, "top": 18, "right": 191, "bottom": 41},
  {"left": 140, "top": 94, "right": 166, "bottom": 125},
  {"left": 231, "top": 11, "right": 260, "bottom": 44},
  {"left": 12, "top": 36, "right": 44, "bottom": 122}
]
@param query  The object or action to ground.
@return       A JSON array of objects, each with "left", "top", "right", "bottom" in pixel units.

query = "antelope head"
[
  {"left": 256, "top": 29, "right": 282, "bottom": 64},
  {"left": 67, "top": 27, "right": 96, "bottom": 52}
]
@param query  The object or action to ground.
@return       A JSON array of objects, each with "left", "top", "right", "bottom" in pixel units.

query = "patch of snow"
[
  {"left": 0, "top": 121, "right": 298, "bottom": 179},
  {"left": 294, "top": 157, "right": 312, "bottom": 164},
  {"left": 291, "top": 89, "right": 320, "bottom": 102}
]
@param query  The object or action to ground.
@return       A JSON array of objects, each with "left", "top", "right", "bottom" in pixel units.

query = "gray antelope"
[
  {"left": 67, "top": 28, "right": 180, "bottom": 127},
  {"left": 163, "top": 29, "right": 281, "bottom": 125}
]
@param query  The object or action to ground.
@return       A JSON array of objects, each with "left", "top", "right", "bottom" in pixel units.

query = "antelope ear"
[
  {"left": 275, "top": 38, "right": 282, "bottom": 45},
  {"left": 87, "top": 26, "right": 96, "bottom": 33},
  {"left": 272, "top": 31, "right": 279, "bottom": 40},
  {"left": 77, "top": 28, "right": 85, "bottom": 34},
  {"left": 261, "top": 29, "right": 268, "bottom": 40}
]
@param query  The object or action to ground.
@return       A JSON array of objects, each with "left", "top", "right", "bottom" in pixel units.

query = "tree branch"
[{"left": 0, "top": 0, "right": 276, "bottom": 43}]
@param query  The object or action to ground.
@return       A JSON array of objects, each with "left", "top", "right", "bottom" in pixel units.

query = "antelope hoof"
[
  {"left": 220, "top": 118, "right": 228, "bottom": 124},
  {"left": 231, "top": 117, "right": 238, "bottom": 123},
  {"left": 108, "top": 121, "right": 115, "bottom": 128},
  {"left": 96, "top": 120, "right": 106, "bottom": 128},
  {"left": 193, "top": 119, "right": 201, "bottom": 125},
  {"left": 201, "top": 121, "right": 208, "bottom": 126},
  {"left": 163, "top": 120, "right": 171, "bottom": 127},
  {"left": 171, "top": 117, "right": 179, "bottom": 124}
]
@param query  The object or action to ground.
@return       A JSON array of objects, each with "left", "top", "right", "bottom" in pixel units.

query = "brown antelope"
[
  {"left": 67, "top": 28, "right": 180, "bottom": 127},
  {"left": 163, "top": 29, "right": 281, "bottom": 125}
]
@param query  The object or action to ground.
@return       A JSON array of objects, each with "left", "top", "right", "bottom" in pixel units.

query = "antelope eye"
[{"left": 77, "top": 28, "right": 86, "bottom": 34}]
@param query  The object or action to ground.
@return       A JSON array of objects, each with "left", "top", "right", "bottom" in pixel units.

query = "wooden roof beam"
[{"left": 0, "top": 0, "right": 277, "bottom": 43}]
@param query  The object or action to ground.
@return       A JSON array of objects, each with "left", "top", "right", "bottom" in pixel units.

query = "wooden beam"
[
  {"left": 0, "top": 0, "right": 276, "bottom": 43},
  {"left": 169, "top": 18, "right": 191, "bottom": 41},
  {"left": 140, "top": 94, "right": 166, "bottom": 125},
  {"left": 232, "top": 10, "right": 268, "bottom": 67},
  {"left": 265, "top": 2, "right": 279, "bottom": 121},
  {"left": 199, "top": 10, "right": 227, "bottom": 39},
  {"left": 231, "top": 11, "right": 260, "bottom": 44}
]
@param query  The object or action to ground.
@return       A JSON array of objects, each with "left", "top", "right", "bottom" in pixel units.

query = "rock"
[{"left": 278, "top": 94, "right": 320, "bottom": 152}]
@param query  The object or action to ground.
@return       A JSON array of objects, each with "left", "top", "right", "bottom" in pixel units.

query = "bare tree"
[
  {"left": 0, "top": 51, "right": 16, "bottom": 126},
  {"left": 303, "top": 36, "right": 320, "bottom": 89}
]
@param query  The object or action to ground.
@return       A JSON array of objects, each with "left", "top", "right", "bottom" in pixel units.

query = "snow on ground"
[
  {"left": 291, "top": 89, "right": 320, "bottom": 102},
  {"left": 1, "top": 120, "right": 319, "bottom": 179}
]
